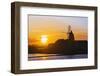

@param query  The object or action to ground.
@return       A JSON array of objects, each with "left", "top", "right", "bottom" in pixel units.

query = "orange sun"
[{"left": 41, "top": 35, "right": 48, "bottom": 44}]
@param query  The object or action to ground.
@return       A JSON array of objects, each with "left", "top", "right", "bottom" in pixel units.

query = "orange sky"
[{"left": 28, "top": 15, "right": 88, "bottom": 46}]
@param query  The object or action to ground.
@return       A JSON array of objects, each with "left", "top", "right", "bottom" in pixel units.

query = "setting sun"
[{"left": 41, "top": 35, "right": 48, "bottom": 44}]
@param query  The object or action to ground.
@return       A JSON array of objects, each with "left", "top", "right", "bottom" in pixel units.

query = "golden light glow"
[
  {"left": 41, "top": 35, "right": 48, "bottom": 44},
  {"left": 28, "top": 16, "right": 88, "bottom": 46}
]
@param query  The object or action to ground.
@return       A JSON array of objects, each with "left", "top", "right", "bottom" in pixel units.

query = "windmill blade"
[{"left": 61, "top": 32, "right": 67, "bottom": 33}]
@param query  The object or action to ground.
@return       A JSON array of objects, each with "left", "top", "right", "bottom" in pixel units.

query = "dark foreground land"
[{"left": 28, "top": 39, "right": 88, "bottom": 55}]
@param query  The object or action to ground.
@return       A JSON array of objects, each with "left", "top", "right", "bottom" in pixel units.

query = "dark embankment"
[{"left": 28, "top": 39, "right": 88, "bottom": 55}]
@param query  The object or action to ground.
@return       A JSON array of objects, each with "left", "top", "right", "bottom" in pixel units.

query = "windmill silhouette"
[
  {"left": 62, "top": 25, "right": 75, "bottom": 40},
  {"left": 67, "top": 25, "right": 75, "bottom": 40}
]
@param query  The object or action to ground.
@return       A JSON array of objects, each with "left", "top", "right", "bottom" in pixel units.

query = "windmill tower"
[{"left": 67, "top": 25, "right": 75, "bottom": 40}]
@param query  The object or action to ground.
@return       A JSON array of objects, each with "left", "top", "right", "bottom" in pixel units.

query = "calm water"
[{"left": 28, "top": 53, "right": 88, "bottom": 61}]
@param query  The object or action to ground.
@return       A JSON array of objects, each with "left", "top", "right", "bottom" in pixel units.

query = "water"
[{"left": 28, "top": 53, "right": 88, "bottom": 61}]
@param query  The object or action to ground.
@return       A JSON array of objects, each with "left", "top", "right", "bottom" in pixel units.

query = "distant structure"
[{"left": 67, "top": 25, "right": 75, "bottom": 40}]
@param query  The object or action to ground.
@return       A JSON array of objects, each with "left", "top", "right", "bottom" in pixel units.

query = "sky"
[{"left": 28, "top": 15, "right": 88, "bottom": 46}]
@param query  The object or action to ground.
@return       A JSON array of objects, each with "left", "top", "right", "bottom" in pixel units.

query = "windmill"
[{"left": 62, "top": 25, "right": 75, "bottom": 40}]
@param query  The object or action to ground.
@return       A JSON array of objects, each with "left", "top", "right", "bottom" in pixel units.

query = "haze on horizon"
[{"left": 28, "top": 15, "right": 88, "bottom": 46}]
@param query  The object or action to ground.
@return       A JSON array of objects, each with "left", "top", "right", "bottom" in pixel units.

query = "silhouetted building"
[{"left": 67, "top": 25, "right": 75, "bottom": 40}]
